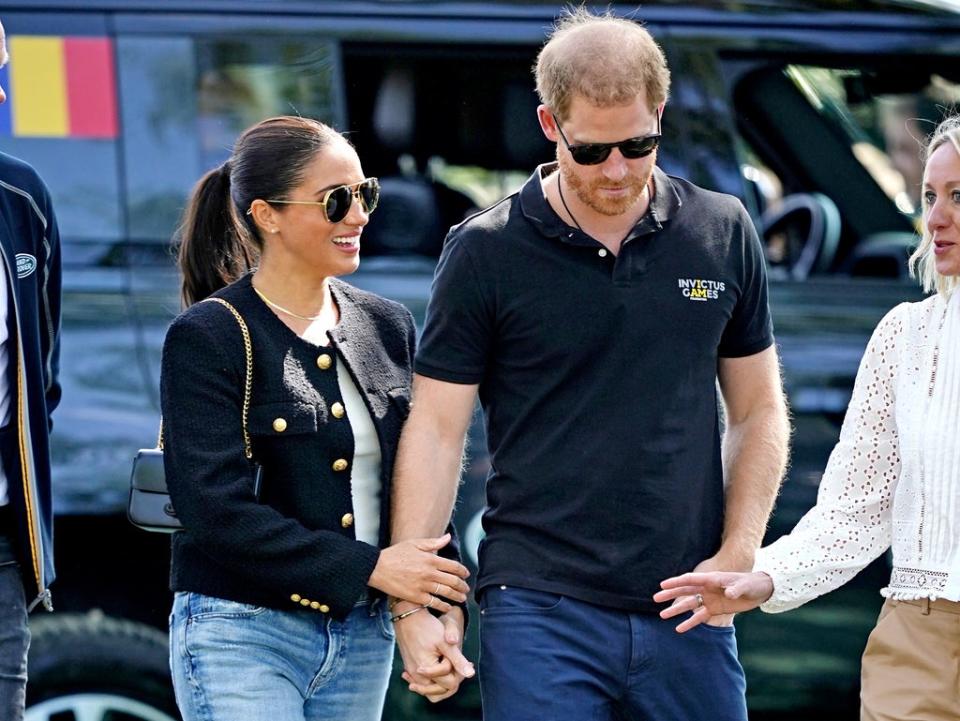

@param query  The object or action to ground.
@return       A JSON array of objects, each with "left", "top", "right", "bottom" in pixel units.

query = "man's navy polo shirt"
[{"left": 416, "top": 164, "right": 774, "bottom": 614}]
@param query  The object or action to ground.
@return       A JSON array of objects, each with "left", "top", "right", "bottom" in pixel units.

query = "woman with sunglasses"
[
  {"left": 160, "top": 116, "right": 470, "bottom": 721},
  {"left": 656, "top": 114, "right": 960, "bottom": 721}
]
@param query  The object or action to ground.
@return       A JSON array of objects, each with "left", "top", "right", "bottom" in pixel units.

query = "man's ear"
[{"left": 537, "top": 105, "right": 560, "bottom": 143}]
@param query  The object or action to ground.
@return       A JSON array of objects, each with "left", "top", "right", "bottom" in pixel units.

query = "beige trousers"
[{"left": 860, "top": 597, "right": 960, "bottom": 721}]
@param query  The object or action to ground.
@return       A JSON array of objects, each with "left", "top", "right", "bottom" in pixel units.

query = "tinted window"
[
  {"left": 121, "top": 35, "right": 342, "bottom": 244},
  {"left": 0, "top": 34, "right": 122, "bottom": 246}
]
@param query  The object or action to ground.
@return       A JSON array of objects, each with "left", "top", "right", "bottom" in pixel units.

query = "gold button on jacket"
[
  {"left": 332, "top": 458, "right": 349, "bottom": 472},
  {"left": 318, "top": 604, "right": 330, "bottom": 613},
  {"left": 331, "top": 402, "right": 345, "bottom": 419},
  {"left": 272, "top": 417, "right": 288, "bottom": 433},
  {"left": 290, "top": 593, "right": 302, "bottom": 603},
  {"left": 317, "top": 354, "right": 333, "bottom": 370},
  {"left": 340, "top": 513, "right": 354, "bottom": 528}
]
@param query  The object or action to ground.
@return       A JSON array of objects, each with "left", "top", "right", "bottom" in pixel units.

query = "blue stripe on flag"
[{"left": 0, "top": 64, "right": 11, "bottom": 135}]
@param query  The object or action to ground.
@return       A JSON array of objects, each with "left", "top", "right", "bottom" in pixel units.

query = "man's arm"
[
  {"left": 390, "top": 373, "right": 479, "bottom": 701},
  {"left": 713, "top": 345, "right": 790, "bottom": 571},
  {"left": 391, "top": 374, "right": 478, "bottom": 542}
]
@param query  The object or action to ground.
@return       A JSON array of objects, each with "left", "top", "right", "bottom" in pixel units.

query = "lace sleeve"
[{"left": 754, "top": 304, "right": 906, "bottom": 613}]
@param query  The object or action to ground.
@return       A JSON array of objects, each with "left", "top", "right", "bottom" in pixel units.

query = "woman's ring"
[
  {"left": 426, "top": 596, "right": 436, "bottom": 609},
  {"left": 695, "top": 593, "right": 704, "bottom": 609},
  {"left": 434, "top": 582, "right": 442, "bottom": 596}
]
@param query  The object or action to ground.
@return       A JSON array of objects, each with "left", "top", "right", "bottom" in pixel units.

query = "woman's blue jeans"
[{"left": 169, "top": 591, "right": 394, "bottom": 721}]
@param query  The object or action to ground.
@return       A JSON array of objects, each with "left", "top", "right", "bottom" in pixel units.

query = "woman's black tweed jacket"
[{"left": 161, "top": 273, "right": 458, "bottom": 620}]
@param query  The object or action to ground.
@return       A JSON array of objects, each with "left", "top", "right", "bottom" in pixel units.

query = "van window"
[
  {"left": 0, "top": 31, "right": 342, "bottom": 248},
  {"left": 785, "top": 64, "right": 960, "bottom": 217},
  {"left": 726, "top": 56, "right": 960, "bottom": 276},
  {"left": 120, "top": 35, "right": 342, "bottom": 243},
  {"left": 0, "top": 34, "right": 123, "bottom": 244}
]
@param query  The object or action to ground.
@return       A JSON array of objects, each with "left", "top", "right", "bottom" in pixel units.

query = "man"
[
  {"left": 0, "top": 19, "right": 63, "bottom": 721},
  {"left": 390, "top": 9, "right": 789, "bottom": 721}
]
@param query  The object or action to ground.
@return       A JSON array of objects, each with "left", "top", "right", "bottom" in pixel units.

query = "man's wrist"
[{"left": 714, "top": 542, "right": 757, "bottom": 571}]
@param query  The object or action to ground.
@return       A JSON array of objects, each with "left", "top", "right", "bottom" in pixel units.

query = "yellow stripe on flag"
[{"left": 10, "top": 37, "right": 68, "bottom": 137}]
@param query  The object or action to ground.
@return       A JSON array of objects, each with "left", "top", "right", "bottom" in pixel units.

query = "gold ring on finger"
[
  {"left": 427, "top": 595, "right": 436, "bottom": 609},
  {"left": 434, "top": 582, "right": 442, "bottom": 595},
  {"left": 695, "top": 593, "right": 704, "bottom": 609}
]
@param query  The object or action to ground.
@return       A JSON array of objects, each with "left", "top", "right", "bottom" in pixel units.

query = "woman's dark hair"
[{"left": 176, "top": 116, "right": 340, "bottom": 306}]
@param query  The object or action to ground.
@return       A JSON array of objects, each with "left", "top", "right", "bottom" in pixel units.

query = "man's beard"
[{"left": 558, "top": 150, "right": 654, "bottom": 217}]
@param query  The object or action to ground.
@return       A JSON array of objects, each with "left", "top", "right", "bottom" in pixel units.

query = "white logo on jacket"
[{"left": 15, "top": 254, "right": 37, "bottom": 278}]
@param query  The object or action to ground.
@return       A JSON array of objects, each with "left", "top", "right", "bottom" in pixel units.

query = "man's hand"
[
  {"left": 654, "top": 570, "right": 774, "bottom": 632},
  {"left": 394, "top": 604, "right": 474, "bottom": 702}
]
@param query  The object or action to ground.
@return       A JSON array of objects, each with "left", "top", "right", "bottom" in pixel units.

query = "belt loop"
[{"left": 921, "top": 597, "right": 931, "bottom": 616}]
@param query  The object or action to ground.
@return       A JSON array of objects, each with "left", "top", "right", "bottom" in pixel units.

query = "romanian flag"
[{"left": 0, "top": 36, "right": 118, "bottom": 139}]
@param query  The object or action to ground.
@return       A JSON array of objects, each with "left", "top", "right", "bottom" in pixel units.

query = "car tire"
[{"left": 25, "top": 610, "right": 179, "bottom": 721}]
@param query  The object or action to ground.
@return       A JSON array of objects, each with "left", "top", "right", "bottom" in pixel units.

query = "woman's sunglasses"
[
  {"left": 259, "top": 177, "right": 380, "bottom": 223},
  {"left": 553, "top": 114, "right": 661, "bottom": 166}
]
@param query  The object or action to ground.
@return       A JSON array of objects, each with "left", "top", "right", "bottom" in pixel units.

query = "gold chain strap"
[{"left": 157, "top": 297, "right": 254, "bottom": 459}]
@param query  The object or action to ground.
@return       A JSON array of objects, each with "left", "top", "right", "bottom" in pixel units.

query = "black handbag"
[{"left": 128, "top": 297, "right": 261, "bottom": 533}]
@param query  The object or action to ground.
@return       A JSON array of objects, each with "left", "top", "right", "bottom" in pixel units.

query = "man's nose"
[{"left": 600, "top": 149, "right": 629, "bottom": 181}]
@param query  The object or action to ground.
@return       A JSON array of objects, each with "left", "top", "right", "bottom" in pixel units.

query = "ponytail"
[{"left": 175, "top": 161, "right": 259, "bottom": 307}]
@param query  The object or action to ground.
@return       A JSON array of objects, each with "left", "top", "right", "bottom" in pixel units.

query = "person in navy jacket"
[{"left": 0, "top": 19, "right": 64, "bottom": 721}]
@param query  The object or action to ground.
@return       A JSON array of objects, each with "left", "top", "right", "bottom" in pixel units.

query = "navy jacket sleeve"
[{"left": 37, "top": 181, "right": 62, "bottom": 429}]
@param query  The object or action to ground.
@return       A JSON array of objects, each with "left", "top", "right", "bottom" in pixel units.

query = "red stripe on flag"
[{"left": 64, "top": 38, "right": 118, "bottom": 139}]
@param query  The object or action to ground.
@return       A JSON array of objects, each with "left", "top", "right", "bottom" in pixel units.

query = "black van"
[{"left": 3, "top": 1, "right": 959, "bottom": 719}]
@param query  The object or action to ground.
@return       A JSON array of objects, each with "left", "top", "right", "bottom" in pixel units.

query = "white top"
[
  {"left": 756, "top": 291, "right": 960, "bottom": 612},
  {"left": 0, "top": 258, "right": 10, "bottom": 506},
  {"left": 335, "top": 359, "right": 382, "bottom": 546}
]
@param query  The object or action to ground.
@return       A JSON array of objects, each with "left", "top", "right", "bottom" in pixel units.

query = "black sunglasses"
[
  {"left": 260, "top": 177, "right": 380, "bottom": 223},
  {"left": 553, "top": 114, "right": 661, "bottom": 166}
]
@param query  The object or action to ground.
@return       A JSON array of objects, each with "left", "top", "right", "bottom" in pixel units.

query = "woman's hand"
[
  {"left": 653, "top": 571, "right": 774, "bottom": 632},
  {"left": 368, "top": 533, "right": 470, "bottom": 613}
]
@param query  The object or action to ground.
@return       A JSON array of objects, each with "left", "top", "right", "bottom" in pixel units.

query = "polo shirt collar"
[{"left": 519, "top": 163, "right": 682, "bottom": 246}]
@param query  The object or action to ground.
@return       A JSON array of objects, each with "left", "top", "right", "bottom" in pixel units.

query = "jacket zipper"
[{"left": 0, "top": 241, "right": 47, "bottom": 604}]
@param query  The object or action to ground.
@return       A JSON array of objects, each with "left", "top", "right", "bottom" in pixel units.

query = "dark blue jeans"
[
  {"left": 0, "top": 558, "right": 29, "bottom": 721},
  {"left": 479, "top": 586, "right": 748, "bottom": 721}
]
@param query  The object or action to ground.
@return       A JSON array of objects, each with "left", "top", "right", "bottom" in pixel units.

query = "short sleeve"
[
  {"left": 415, "top": 232, "right": 494, "bottom": 384},
  {"left": 718, "top": 205, "right": 774, "bottom": 358}
]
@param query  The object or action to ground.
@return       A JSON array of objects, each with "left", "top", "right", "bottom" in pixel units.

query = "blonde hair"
[
  {"left": 534, "top": 7, "right": 670, "bottom": 121},
  {"left": 910, "top": 114, "right": 960, "bottom": 297}
]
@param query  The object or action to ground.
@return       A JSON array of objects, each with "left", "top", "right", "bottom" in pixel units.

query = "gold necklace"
[{"left": 252, "top": 285, "right": 326, "bottom": 321}]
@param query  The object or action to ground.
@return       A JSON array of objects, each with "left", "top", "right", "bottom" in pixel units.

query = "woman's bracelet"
[{"left": 390, "top": 604, "right": 429, "bottom": 623}]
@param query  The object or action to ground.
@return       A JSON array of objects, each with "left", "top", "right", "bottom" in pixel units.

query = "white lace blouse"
[{"left": 755, "top": 291, "right": 960, "bottom": 613}]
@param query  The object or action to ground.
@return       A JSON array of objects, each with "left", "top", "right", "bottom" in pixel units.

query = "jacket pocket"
[{"left": 248, "top": 401, "right": 318, "bottom": 436}]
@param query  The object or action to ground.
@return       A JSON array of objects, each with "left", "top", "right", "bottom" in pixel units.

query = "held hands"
[
  {"left": 394, "top": 604, "right": 474, "bottom": 702},
  {"left": 654, "top": 570, "right": 774, "bottom": 633},
  {"left": 368, "top": 533, "right": 470, "bottom": 614}
]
